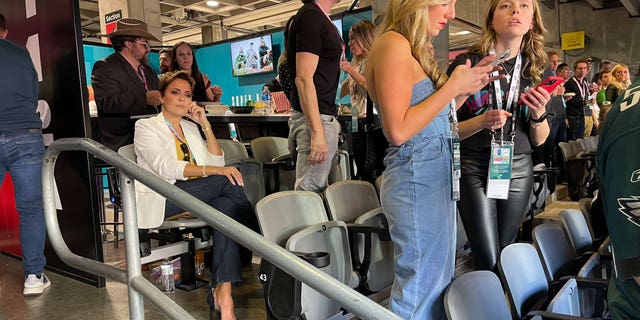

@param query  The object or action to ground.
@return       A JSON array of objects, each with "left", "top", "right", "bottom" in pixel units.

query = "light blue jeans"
[
  {"left": 381, "top": 124, "right": 456, "bottom": 319},
  {"left": 288, "top": 110, "right": 341, "bottom": 192},
  {"left": 0, "top": 130, "right": 47, "bottom": 276}
]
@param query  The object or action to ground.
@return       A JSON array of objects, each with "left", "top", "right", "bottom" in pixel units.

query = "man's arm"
[
  {"left": 91, "top": 59, "right": 156, "bottom": 115},
  {"left": 295, "top": 51, "right": 327, "bottom": 164}
]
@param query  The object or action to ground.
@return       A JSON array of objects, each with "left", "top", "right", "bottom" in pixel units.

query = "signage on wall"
[
  {"left": 561, "top": 31, "right": 585, "bottom": 51},
  {"left": 104, "top": 9, "right": 122, "bottom": 44}
]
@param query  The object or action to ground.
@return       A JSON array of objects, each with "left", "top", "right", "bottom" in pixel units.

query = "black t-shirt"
[
  {"left": 286, "top": 2, "right": 343, "bottom": 116},
  {"left": 447, "top": 52, "right": 536, "bottom": 159}
]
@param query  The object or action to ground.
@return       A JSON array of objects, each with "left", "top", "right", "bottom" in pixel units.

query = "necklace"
[{"left": 501, "top": 61, "right": 514, "bottom": 84}]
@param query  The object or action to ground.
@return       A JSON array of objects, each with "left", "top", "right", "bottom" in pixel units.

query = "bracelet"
[
  {"left": 530, "top": 112, "right": 547, "bottom": 123},
  {"left": 201, "top": 165, "right": 208, "bottom": 177},
  {"left": 202, "top": 126, "right": 211, "bottom": 132}
]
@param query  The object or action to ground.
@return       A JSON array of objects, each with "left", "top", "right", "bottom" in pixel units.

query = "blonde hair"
[
  {"left": 349, "top": 20, "right": 376, "bottom": 67},
  {"left": 375, "top": 0, "right": 450, "bottom": 89},
  {"left": 469, "top": 0, "right": 548, "bottom": 83},
  {"left": 610, "top": 64, "right": 631, "bottom": 90}
]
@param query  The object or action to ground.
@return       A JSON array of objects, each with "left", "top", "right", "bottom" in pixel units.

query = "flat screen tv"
[{"left": 230, "top": 34, "right": 274, "bottom": 77}]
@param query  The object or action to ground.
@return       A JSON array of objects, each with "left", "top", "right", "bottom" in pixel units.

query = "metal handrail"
[{"left": 42, "top": 138, "right": 401, "bottom": 320}]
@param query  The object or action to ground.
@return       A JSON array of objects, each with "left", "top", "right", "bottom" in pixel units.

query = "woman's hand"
[
  {"left": 519, "top": 86, "right": 551, "bottom": 119},
  {"left": 214, "top": 166, "right": 244, "bottom": 186},
  {"left": 186, "top": 103, "right": 208, "bottom": 127},
  {"left": 483, "top": 109, "right": 513, "bottom": 130},
  {"left": 340, "top": 60, "right": 353, "bottom": 73},
  {"left": 449, "top": 56, "right": 503, "bottom": 97},
  {"left": 211, "top": 85, "right": 223, "bottom": 101}
]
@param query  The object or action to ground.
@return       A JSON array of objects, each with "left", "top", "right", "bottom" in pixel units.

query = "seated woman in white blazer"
[{"left": 134, "top": 71, "right": 253, "bottom": 320}]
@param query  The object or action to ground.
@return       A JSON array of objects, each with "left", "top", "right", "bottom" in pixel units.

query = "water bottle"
[
  {"left": 194, "top": 249, "right": 205, "bottom": 280},
  {"left": 262, "top": 86, "right": 272, "bottom": 112},
  {"left": 231, "top": 96, "right": 236, "bottom": 106},
  {"left": 229, "top": 123, "right": 238, "bottom": 141},
  {"left": 246, "top": 94, "right": 253, "bottom": 107},
  {"left": 160, "top": 258, "right": 175, "bottom": 293}
]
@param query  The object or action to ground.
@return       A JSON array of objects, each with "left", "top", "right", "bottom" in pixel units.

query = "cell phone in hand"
[
  {"left": 518, "top": 75, "right": 564, "bottom": 105},
  {"left": 490, "top": 48, "right": 511, "bottom": 67}
]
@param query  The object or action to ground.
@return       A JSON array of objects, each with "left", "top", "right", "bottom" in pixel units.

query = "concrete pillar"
[
  {"left": 98, "top": 0, "right": 162, "bottom": 45},
  {"left": 202, "top": 25, "right": 215, "bottom": 44}
]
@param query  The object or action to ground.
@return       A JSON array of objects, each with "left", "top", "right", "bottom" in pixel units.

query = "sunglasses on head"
[{"left": 180, "top": 143, "right": 191, "bottom": 162}]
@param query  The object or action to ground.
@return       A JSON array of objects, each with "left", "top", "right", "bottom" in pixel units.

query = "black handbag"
[{"left": 362, "top": 95, "right": 386, "bottom": 173}]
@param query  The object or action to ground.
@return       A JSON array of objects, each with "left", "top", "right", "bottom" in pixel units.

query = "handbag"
[
  {"left": 362, "top": 95, "right": 385, "bottom": 173},
  {"left": 270, "top": 91, "right": 291, "bottom": 113}
]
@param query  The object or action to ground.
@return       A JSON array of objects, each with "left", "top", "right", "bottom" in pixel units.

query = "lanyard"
[
  {"left": 489, "top": 49, "right": 522, "bottom": 112},
  {"left": 449, "top": 99, "right": 459, "bottom": 138},
  {"left": 164, "top": 118, "right": 188, "bottom": 144},
  {"left": 136, "top": 65, "right": 149, "bottom": 91},
  {"left": 312, "top": 1, "right": 346, "bottom": 56},
  {"left": 572, "top": 77, "right": 586, "bottom": 99}
]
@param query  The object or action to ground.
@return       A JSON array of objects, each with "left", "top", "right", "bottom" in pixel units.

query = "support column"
[{"left": 98, "top": 0, "right": 162, "bottom": 45}]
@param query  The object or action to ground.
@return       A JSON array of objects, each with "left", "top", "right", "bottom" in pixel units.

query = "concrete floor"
[{"left": 0, "top": 250, "right": 267, "bottom": 320}]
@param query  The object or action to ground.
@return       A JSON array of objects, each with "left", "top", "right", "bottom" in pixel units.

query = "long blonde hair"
[
  {"left": 610, "top": 64, "right": 631, "bottom": 91},
  {"left": 469, "top": 0, "right": 548, "bottom": 83},
  {"left": 349, "top": 20, "right": 376, "bottom": 68},
  {"left": 375, "top": 0, "right": 450, "bottom": 89}
]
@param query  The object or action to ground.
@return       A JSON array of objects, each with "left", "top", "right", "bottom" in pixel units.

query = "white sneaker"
[{"left": 23, "top": 274, "right": 51, "bottom": 296}]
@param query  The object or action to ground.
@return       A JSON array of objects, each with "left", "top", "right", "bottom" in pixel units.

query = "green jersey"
[{"left": 597, "top": 76, "right": 640, "bottom": 319}]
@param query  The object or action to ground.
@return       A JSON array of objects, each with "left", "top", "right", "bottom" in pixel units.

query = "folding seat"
[
  {"left": 532, "top": 224, "right": 608, "bottom": 317},
  {"left": 558, "top": 142, "right": 590, "bottom": 200},
  {"left": 117, "top": 144, "right": 214, "bottom": 290},
  {"left": 216, "top": 138, "right": 249, "bottom": 163},
  {"left": 255, "top": 191, "right": 356, "bottom": 320},
  {"left": 499, "top": 243, "right": 607, "bottom": 319},
  {"left": 250, "top": 136, "right": 295, "bottom": 194},
  {"left": 444, "top": 271, "right": 512, "bottom": 320},
  {"left": 558, "top": 210, "right": 611, "bottom": 279},
  {"left": 324, "top": 180, "right": 393, "bottom": 293},
  {"left": 329, "top": 149, "right": 352, "bottom": 184}
]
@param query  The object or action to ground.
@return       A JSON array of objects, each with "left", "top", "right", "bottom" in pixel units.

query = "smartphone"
[
  {"left": 518, "top": 75, "right": 565, "bottom": 105},
  {"left": 490, "top": 48, "right": 511, "bottom": 67}
]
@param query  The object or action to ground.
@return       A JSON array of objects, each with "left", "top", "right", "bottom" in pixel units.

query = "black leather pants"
[{"left": 457, "top": 154, "right": 533, "bottom": 270}]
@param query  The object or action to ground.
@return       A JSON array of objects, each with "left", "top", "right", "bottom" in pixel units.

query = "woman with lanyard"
[
  {"left": 366, "top": 0, "right": 500, "bottom": 318},
  {"left": 134, "top": 71, "right": 256, "bottom": 320},
  {"left": 447, "top": 0, "right": 551, "bottom": 272}
]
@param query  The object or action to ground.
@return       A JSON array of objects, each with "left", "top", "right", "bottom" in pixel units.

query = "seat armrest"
[{"left": 526, "top": 310, "right": 599, "bottom": 319}]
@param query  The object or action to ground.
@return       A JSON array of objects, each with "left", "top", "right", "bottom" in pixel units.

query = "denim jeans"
[
  {"left": 165, "top": 175, "right": 256, "bottom": 286},
  {"left": 288, "top": 110, "right": 341, "bottom": 192},
  {"left": 0, "top": 130, "right": 46, "bottom": 276},
  {"left": 380, "top": 117, "right": 456, "bottom": 319}
]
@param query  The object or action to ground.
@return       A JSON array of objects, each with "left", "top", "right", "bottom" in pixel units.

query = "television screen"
[{"left": 230, "top": 34, "right": 274, "bottom": 77}]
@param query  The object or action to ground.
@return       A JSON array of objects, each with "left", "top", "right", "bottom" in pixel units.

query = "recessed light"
[{"left": 206, "top": 1, "right": 219, "bottom": 7}]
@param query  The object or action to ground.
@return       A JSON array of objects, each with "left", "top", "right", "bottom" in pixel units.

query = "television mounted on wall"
[{"left": 230, "top": 34, "right": 274, "bottom": 77}]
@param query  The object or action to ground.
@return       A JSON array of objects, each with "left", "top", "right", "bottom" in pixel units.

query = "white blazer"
[{"left": 133, "top": 113, "right": 225, "bottom": 228}]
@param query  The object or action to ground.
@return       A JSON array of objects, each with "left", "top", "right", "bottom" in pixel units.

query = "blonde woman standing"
[{"left": 365, "top": 0, "right": 499, "bottom": 318}]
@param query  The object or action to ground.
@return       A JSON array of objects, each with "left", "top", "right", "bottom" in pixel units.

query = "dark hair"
[
  {"left": 558, "top": 63, "right": 569, "bottom": 70},
  {"left": 573, "top": 58, "right": 588, "bottom": 69},
  {"left": 111, "top": 36, "right": 137, "bottom": 52},
  {"left": 159, "top": 70, "right": 195, "bottom": 96},
  {"left": 0, "top": 13, "right": 6, "bottom": 32},
  {"left": 159, "top": 48, "right": 172, "bottom": 56},
  {"left": 171, "top": 42, "right": 206, "bottom": 94}
]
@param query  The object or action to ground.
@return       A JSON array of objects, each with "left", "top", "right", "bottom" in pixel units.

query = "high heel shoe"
[{"left": 206, "top": 286, "right": 237, "bottom": 320}]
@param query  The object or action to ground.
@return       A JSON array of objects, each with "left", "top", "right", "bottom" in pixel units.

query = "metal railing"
[{"left": 42, "top": 138, "right": 401, "bottom": 320}]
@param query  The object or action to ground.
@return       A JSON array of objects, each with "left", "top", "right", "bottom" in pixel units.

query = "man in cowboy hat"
[{"left": 91, "top": 18, "right": 162, "bottom": 151}]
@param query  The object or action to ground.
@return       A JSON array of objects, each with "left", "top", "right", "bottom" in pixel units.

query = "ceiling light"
[
  {"left": 206, "top": 1, "right": 219, "bottom": 7},
  {"left": 450, "top": 30, "right": 472, "bottom": 36}
]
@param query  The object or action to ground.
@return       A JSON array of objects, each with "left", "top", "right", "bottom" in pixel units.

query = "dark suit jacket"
[
  {"left": 543, "top": 67, "right": 566, "bottom": 121},
  {"left": 563, "top": 76, "right": 587, "bottom": 119},
  {"left": 91, "top": 52, "right": 159, "bottom": 151}
]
